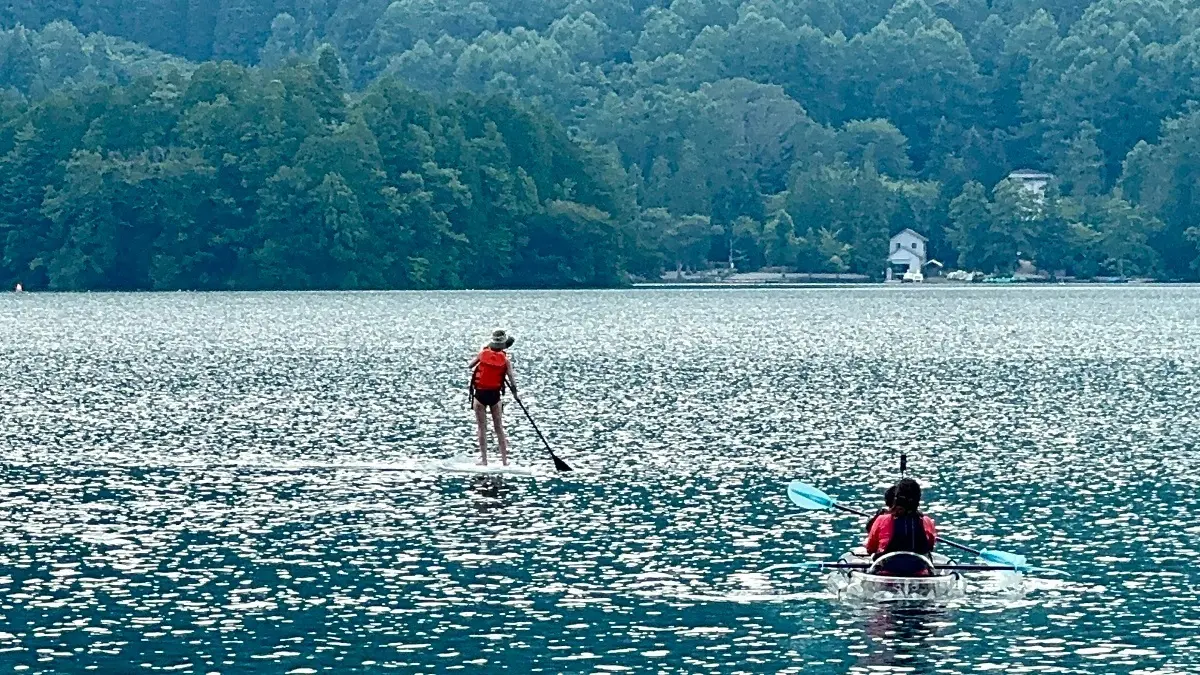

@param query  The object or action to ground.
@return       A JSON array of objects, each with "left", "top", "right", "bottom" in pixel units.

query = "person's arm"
[
  {"left": 505, "top": 361, "right": 517, "bottom": 394},
  {"left": 468, "top": 356, "right": 479, "bottom": 369},
  {"left": 865, "top": 516, "right": 883, "bottom": 555},
  {"left": 866, "top": 507, "right": 886, "bottom": 533},
  {"left": 924, "top": 516, "right": 937, "bottom": 549}
]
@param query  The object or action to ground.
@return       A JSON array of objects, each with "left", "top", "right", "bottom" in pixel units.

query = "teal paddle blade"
[
  {"left": 787, "top": 481, "right": 836, "bottom": 510},
  {"left": 979, "top": 549, "right": 1028, "bottom": 569}
]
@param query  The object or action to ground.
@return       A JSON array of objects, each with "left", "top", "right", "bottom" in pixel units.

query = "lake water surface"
[{"left": 1, "top": 287, "right": 1198, "bottom": 674}]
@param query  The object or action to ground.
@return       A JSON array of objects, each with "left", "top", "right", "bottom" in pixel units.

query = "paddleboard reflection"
[{"left": 470, "top": 474, "right": 517, "bottom": 512}]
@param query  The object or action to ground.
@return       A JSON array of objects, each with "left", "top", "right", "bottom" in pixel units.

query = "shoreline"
[
  {"left": 4, "top": 281, "right": 1196, "bottom": 295},
  {"left": 632, "top": 279, "right": 1178, "bottom": 289},
  {"left": 633, "top": 275, "right": 1178, "bottom": 288}
]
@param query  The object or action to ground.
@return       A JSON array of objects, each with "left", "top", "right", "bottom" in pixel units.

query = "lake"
[{"left": 1, "top": 287, "right": 1198, "bottom": 674}]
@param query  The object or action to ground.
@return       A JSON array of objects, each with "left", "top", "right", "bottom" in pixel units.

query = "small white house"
[{"left": 888, "top": 228, "right": 928, "bottom": 276}]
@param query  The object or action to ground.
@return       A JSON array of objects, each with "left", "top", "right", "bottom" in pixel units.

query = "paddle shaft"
[
  {"left": 815, "top": 563, "right": 1017, "bottom": 571},
  {"left": 505, "top": 377, "right": 572, "bottom": 472},
  {"left": 825, "top": 500, "right": 984, "bottom": 557}
]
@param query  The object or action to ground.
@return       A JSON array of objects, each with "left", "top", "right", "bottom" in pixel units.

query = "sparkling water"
[{"left": 1, "top": 287, "right": 1197, "bottom": 673}]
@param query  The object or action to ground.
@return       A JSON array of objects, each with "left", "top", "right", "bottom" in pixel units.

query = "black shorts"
[{"left": 474, "top": 389, "right": 502, "bottom": 406}]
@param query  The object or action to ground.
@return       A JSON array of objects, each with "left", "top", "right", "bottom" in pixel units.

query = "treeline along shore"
[{"left": 3, "top": 0, "right": 1200, "bottom": 290}]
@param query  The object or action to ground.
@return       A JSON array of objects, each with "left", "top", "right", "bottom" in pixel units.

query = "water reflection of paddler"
[
  {"left": 470, "top": 475, "right": 514, "bottom": 512},
  {"left": 858, "top": 603, "right": 946, "bottom": 672}
]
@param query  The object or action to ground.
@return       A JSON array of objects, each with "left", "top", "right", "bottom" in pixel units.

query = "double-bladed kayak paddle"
[{"left": 786, "top": 480, "right": 1036, "bottom": 572}]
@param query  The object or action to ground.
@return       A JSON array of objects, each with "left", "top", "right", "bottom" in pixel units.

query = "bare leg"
[
  {"left": 490, "top": 403, "right": 508, "bottom": 465},
  {"left": 473, "top": 400, "right": 488, "bottom": 465}
]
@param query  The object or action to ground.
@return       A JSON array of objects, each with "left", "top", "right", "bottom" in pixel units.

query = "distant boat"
[{"left": 13, "top": 283, "right": 22, "bottom": 293}]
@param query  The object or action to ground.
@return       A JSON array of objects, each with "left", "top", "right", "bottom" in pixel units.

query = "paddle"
[
  {"left": 786, "top": 480, "right": 1031, "bottom": 571},
  {"left": 794, "top": 562, "right": 1020, "bottom": 572},
  {"left": 506, "top": 377, "right": 573, "bottom": 472}
]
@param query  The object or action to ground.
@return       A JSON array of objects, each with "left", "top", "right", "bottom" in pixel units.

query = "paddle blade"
[
  {"left": 787, "top": 481, "right": 836, "bottom": 510},
  {"left": 979, "top": 549, "right": 1028, "bottom": 569},
  {"left": 551, "top": 454, "right": 573, "bottom": 472}
]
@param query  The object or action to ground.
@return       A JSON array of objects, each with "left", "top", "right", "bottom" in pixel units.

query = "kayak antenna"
[{"left": 900, "top": 452, "right": 907, "bottom": 477}]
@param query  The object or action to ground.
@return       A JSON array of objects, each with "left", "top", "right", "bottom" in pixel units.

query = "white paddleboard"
[{"left": 437, "top": 459, "right": 538, "bottom": 476}]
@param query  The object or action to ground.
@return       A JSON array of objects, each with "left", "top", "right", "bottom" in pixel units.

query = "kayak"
[
  {"left": 785, "top": 479, "right": 1032, "bottom": 602},
  {"left": 825, "top": 550, "right": 967, "bottom": 601}
]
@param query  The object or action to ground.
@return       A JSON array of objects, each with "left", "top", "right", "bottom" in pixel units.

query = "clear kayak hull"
[{"left": 825, "top": 551, "right": 968, "bottom": 602}]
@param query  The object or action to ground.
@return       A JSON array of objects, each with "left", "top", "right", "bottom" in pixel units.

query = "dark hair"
[
  {"left": 891, "top": 478, "right": 922, "bottom": 516},
  {"left": 867, "top": 484, "right": 899, "bottom": 532}
]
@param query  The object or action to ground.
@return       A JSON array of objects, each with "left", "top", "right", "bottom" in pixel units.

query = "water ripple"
[{"left": 0, "top": 287, "right": 1197, "bottom": 673}]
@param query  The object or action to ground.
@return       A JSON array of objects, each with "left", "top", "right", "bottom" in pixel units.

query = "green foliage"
[
  {"left": 763, "top": 210, "right": 799, "bottom": 267},
  {"left": 0, "top": 60, "right": 633, "bottom": 290},
  {"left": 0, "top": 22, "right": 193, "bottom": 98},
  {"left": 5, "top": 0, "right": 1200, "bottom": 283},
  {"left": 1116, "top": 110, "right": 1200, "bottom": 278},
  {"left": 947, "top": 181, "right": 991, "bottom": 269}
]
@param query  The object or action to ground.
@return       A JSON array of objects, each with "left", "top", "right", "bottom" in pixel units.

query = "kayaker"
[
  {"left": 864, "top": 478, "right": 937, "bottom": 575},
  {"left": 468, "top": 330, "right": 516, "bottom": 466},
  {"left": 866, "top": 483, "right": 897, "bottom": 532}
]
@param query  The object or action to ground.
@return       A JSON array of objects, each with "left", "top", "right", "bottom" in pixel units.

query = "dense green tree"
[
  {"left": 0, "top": 26, "right": 40, "bottom": 92},
  {"left": 6, "top": 0, "right": 1200, "bottom": 282},
  {"left": 1120, "top": 111, "right": 1200, "bottom": 278},
  {"left": 633, "top": 8, "right": 692, "bottom": 62},
  {"left": 762, "top": 209, "right": 798, "bottom": 266},
  {"left": 1186, "top": 227, "right": 1200, "bottom": 276},
  {"left": 838, "top": 119, "right": 912, "bottom": 177},
  {"left": 947, "top": 180, "right": 992, "bottom": 270},
  {"left": 41, "top": 150, "right": 168, "bottom": 290},
  {"left": 660, "top": 213, "right": 717, "bottom": 272},
  {"left": 211, "top": 0, "right": 275, "bottom": 63},
  {"left": 0, "top": 58, "right": 641, "bottom": 289},
  {"left": 1084, "top": 195, "right": 1162, "bottom": 277},
  {"left": 1058, "top": 121, "right": 1103, "bottom": 198},
  {"left": 984, "top": 177, "right": 1040, "bottom": 271},
  {"left": 815, "top": 226, "right": 851, "bottom": 271},
  {"left": 252, "top": 169, "right": 379, "bottom": 289},
  {"left": 260, "top": 13, "right": 302, "bottom": 68}
]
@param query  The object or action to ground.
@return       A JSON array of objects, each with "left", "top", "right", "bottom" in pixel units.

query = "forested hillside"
[
  {"left": 4, "top": 0, "right": 1200, "bottom": 288},
  {"left": 0, "top": 48, "right": 631, "bottom": 290},
  {"left": 0, "top": 22, "right": 191, "bottom": 96}
]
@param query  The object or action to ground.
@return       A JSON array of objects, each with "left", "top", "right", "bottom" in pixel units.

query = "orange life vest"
[{"left": 473, "top": 348, "right": 508, "bottom": 390}]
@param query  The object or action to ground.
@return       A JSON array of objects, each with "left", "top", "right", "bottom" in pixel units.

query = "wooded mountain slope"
[{"left": 4, "top": 0, "right": 1200, "bottom": 285}]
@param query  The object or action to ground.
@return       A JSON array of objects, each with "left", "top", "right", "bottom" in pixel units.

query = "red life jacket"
[
  {"left": 473, "top": 348, "right": 508, "bottom": 390},
  {"left": 872, "top": 512, "right": 936, "bottom": 576}
]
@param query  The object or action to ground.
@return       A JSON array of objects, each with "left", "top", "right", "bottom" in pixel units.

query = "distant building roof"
[
  {"left": 888, "top": 248, "right": 923, "bottom": 265},
  {"left": 1008, "top": 169, "right": 1054, "bottom": 181},
  {"left": 890, "top": 228, "right": 928, "bottom": 243}
]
